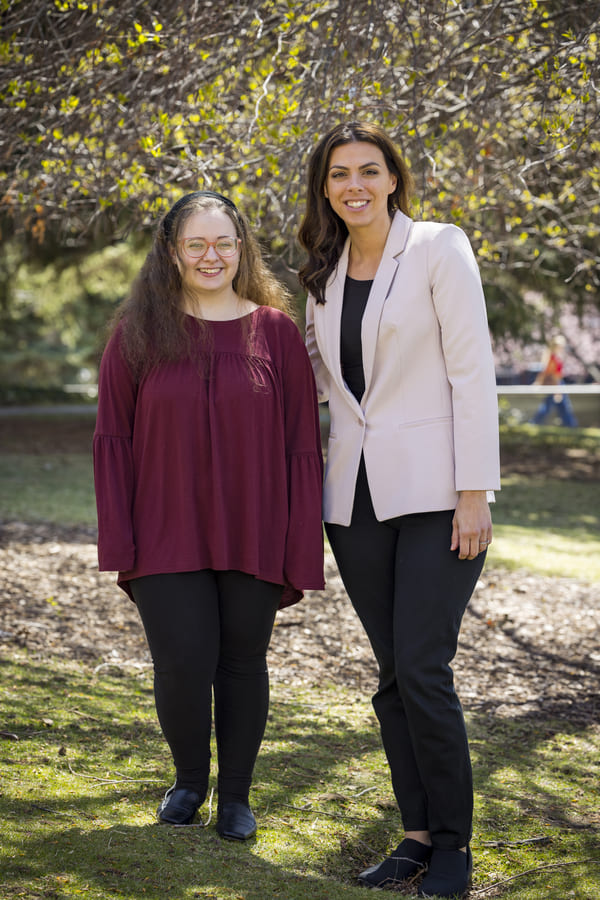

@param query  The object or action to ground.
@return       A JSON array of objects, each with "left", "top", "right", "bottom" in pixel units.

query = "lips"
[{"left": 345, "top": 199, "right": 369, "bottom": 209}]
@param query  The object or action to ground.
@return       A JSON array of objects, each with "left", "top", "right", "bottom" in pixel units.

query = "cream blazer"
[{"left": 306, "top": 211, "right": 501, "bottom": 526}]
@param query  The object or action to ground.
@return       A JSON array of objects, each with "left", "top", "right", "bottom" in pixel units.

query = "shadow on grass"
[
  {"left": 493, "top": 475, "right": 600, "bottom": 532},
  {"left": 2, "top": 657, "right": 599, "bottom": 899},
  {"left": 0, "top": 812, "right": 361, "bottom": 900}
]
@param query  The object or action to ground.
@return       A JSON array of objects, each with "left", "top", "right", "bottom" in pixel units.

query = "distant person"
[
  {"left": 298, "top": 122, "right": 500, "bottom": 898},
  {"left": 93, "top": 191, "right": 324, "bottom": 839},
  {"left": 530, "top": 335, "right": 578, "bottom": 427}
]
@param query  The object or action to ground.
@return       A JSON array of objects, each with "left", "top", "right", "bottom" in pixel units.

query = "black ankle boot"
[
  {"left": 216, "top": 801, "right": 257, "bottom": 841},
  {"left": 157, "top": 785, "right": 201, "bottom": 825},
  {"left": 358, "top": 838, "right": 432, "bottom": 888},
  {"left": 418, "top": 846, "right": 472, "bottom": 898}
]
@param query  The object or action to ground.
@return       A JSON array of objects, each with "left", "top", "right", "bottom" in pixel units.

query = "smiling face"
[
  {"left": 324, "top": 141, "right": 397, "bottom": 233},
  {"left": 174, "top": 208, "right": 241, "bottom": 299}
]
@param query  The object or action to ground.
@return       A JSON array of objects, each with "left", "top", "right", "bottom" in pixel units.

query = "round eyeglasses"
[{"left": 179, "top": 236, "right": 241, "bottom": 258}]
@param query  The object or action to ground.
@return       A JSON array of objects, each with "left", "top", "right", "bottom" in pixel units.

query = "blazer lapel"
[
  {"left": 361, "top": 212, "right": 413, "bottom": 397},
  {"left": 319, "top": 240, "right": 362, "bottom": 410},
  {"left": 315, "top": 212, "right": 413, "bottom": 410}
]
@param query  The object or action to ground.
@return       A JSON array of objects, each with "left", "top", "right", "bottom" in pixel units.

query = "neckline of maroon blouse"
[{"left": 183, "top": 308, "right": 262, "bottom": 326}]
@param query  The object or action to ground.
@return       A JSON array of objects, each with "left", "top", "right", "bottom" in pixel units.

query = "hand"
[{"left": 451, "top": 490, "right": 492, "bottom": 560}]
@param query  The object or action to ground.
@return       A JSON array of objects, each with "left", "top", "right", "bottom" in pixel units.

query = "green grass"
[
  {"left": 1, "top": 417, "right": 599, "bottom": 897},
  {"left": 1, "top": 655, "right": 598, "bottom": 900},
  {"left": 2, "top": 420, "right": 600, "bottom": 582},
  {"left": 0, "top": 453, "right": 97, "bottom": 526},
  {"left": 489, "top": 475, "right": 600, "bottom": 581},
  {"left": 487, "top": 424, "right": 600, "bottom": 581},
  {"left": 499, "top": 423, "right": 600, "bottom": 453}
]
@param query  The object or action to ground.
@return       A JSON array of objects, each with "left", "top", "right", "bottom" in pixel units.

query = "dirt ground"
[{"left": 1, "top": 415, "right": 599, "bottom": 728}]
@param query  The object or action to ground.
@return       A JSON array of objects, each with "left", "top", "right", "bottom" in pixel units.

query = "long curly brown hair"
[
  {"left": 297, "top": 122, "right": 414, "bottom": 304},
  {"left": 109, "top": 191, "right": 293, "bottom": 377}
]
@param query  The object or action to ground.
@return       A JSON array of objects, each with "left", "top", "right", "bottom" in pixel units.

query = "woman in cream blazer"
[
  {"left": 306, "top": 210, "right": 500, "bottom": 525},
  {"left": 299, "top": 122, "right": 500, "bottom": 899}
]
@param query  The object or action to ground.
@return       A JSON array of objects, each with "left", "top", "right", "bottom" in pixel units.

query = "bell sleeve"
[
  {"left": 280, "top": 322, "right": 325, "bottom": 605},
  {"left": 93, "top": 328, "right": 138, "bottom": 572}
]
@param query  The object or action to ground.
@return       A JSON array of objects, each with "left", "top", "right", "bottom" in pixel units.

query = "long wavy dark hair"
[
  {"left": 109, "top": 191, "right": 293, "bottom": 377},
  {"left": 297, "top": 122, "right": 414, "bottom": 304}
]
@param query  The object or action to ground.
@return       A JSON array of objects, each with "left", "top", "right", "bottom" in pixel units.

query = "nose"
[
  {"left": 203, "top": 244, "right": 220, "bottom": 260},
  {"left": 347, "top": 173, "right": 364, "bottom": 191}
]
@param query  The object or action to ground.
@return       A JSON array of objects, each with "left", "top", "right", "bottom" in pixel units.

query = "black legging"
[
  {"left": 325, "top": 458, "right": 485, "bottom": 850},
  {"left": 130, "top": 570, "right": 282, "bottom": 806}
]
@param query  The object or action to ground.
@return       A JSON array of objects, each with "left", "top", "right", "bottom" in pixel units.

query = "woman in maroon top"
[{"left": 94, "top": 191, "right": 324, "bottom": 838}]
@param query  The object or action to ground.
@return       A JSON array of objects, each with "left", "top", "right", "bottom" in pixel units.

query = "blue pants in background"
[{"left": 530, "top": 387, "right": 578, "bottom": 427}]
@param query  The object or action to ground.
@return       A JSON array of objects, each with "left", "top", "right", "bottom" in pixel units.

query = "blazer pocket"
[{"left": 396, "top": 415, "right": 453, "bottom": 431}]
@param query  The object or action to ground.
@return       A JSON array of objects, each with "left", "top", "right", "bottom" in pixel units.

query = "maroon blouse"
[{"left": 93, "top": 306, "right": 325, "bottom": 608}]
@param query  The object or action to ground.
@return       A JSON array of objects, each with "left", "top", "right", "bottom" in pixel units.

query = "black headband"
[{"left": 162, "top": 190, "right": 238, "bottom": 240}]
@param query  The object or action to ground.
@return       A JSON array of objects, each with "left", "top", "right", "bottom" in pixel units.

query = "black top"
[{"left": 340, "top": 275, "right": 373, "bottom": 402}]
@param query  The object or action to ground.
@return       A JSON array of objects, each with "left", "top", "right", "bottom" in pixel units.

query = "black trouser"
[
  {"left": 325, "top": 458, "right": 484, "bottom": 849},
  {"left": 130, "top": 570, "right": 282, "bottom": 807}
]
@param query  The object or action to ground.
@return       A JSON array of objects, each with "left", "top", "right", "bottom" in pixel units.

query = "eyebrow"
[{"left": 328, "top": 161, "right": 382, "bottom": 171}]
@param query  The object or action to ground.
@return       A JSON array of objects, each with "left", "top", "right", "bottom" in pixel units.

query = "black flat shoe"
[
  {"left": 358, "top": 838, "right": 432, "bottom": 889},
  {"left": 216, "top": 801, "right": 257, "bottom": 841},
  {"left": 157, "top": 785, "right": 201, "bottom": 825},
  {"left": 418, "top": 846, "right": 472, "bottom": 898}
]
